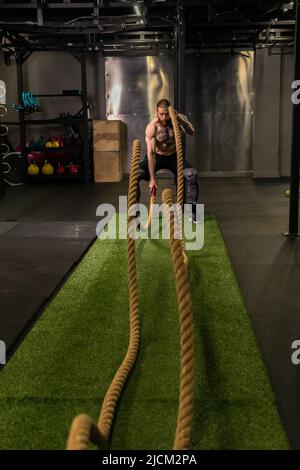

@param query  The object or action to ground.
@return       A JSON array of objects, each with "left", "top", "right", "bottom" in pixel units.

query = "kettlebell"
[
  {"left": 45, "top": 137, "right": 53, "bottom": 148},
  {"left": 42, "top": 160, "right": 54, "bottom": 175},
  {"left": 27, "top": 162, "right": 39, "bottom": 176}
]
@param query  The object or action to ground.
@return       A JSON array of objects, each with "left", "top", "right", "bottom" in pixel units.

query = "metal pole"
[
  {"left": 174, "top": 27, "right": 178, "bottom": 109},
  {"left": 0, "top": 123, "right": 5, "bottom": 196},
  {"left": 0, "top": 79, "right": 6, "bottom": 196},
  {"left": 286, "top": 0, "right": 300, "bottom": 236},
  {"left": 16, "top": 52, "right": 26, "bottom": 179},
  {"left": 174, "top": 0, "right": 186, "bottom": 156},
  {"left": 80, "top": 52, "right": 90, "bottom": 183},
  {"left": 175, "top": 0, "right": 185, "bottom": 114}
]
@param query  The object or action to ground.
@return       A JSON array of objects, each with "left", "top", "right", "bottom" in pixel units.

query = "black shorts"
[{"left": 138, "top": 152, "right": 194, "bottom": 180}]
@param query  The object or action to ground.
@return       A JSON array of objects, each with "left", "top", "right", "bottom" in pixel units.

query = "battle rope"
[
  {"left": 142, "top": 106, "right": 188, "bottom": 266},
  {"left": 66, "top": 140, "right": 141, "bottom": 450},
  {"left": 169, "top": 106, "right": 188, "bottom": 265},
  {"left": 162, "top": 188, "right": 195, "bottom": 451},
  {"left": 140, "top": 191, "right": 156, "bottom": 231},
  {"left": 66, "top": 414, "right": 105, "bottom": 450},
  {"left": 97, "top": 139, "right": 141, "bottom": 440},
  {"left": 66, "top": 140, "right": 194, "bottom": 451},
  {"left": 168, "top": 106, "right": 184, "bottom": 208},
  {"left": 144, "top": 106, "right": 184, "bottom": 230}
]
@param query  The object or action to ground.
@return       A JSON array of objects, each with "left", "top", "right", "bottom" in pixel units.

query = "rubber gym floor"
[{"left": 0, "top": 177, "right": 299, "bottom": 449}]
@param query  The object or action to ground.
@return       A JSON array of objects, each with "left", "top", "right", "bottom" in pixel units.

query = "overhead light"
[
  {"left": 134, "top": 5, "right": 141, "bottom": 16},
  {"left": 281, "top": 2, "right": 294, "bottom": 11}
]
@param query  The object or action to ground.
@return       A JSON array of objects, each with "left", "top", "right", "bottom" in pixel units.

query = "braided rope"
[
  {"left": 140, "top": 192, "right": 156, "bottom": 231},
  {"left": 169, "top": 106, "right": 184, "bottom": 208},
  {"left": 169, "top": 106, "right": 188, "bottom": 265},
  {"left": 66, "top": 137, "right": 194, "bottom": 451},
  {"left": 144, "top": 107, "right": 187, "bottom": 261},
  {"left": 66, "top": 414, "right": 106, "bottom": 450},
  {"left": 162, "top": 188, "right": 195, "bottom": 451},
  {"left": 97, "top": 139, "right": 141, "bottom": 439},
  {"left": 66, "top": 140, "right": 141, "bottom": 450}
]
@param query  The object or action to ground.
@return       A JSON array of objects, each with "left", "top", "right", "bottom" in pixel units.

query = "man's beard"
[{"left": 158, "top": 118, "right": 169, "bottom": 126}]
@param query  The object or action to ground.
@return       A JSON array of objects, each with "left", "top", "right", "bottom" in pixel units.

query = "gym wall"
[
  {"left": 105, "top": 56, "right": 174, "bottom": 173},
  {"left": 0, "top": 51, "right": 106, "bottom": 152},
  {"left": 0, "top": 48, "right": 294, "bottom": 177},
  {"left": 185, "top": 53, "right": 254, "bottom": 175},
  {"left": 253, "top": 48, "right": 293, "bottom": 178}
]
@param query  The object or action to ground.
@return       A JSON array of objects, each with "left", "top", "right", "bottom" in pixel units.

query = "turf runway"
[{"left": 0, "top": 215, "right": 289, "bottom": 449}]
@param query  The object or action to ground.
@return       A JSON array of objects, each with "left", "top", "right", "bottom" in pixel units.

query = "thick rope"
[
  {"left": 143, "top": 107, "right": 187, "bottom": 265},
  {"left": 66, "top": 140, "right": 141, "bottom": 450},
  {"left": 162, "top": 188, "right": 195, "bottom": 451},
  {"left": 142, "top": 106, "right": 183, "bottom": 231},
  {"left": 169, "top": 106, "right": 188, "bottom": 265},
  {"left": 66, "top": 139, "right": 194, "bottom": 451},
  {"left": 66, "top": 414, "right": 106, "bottom": 450},
  {"left": 140, "top": 191, "right": 156, "bottom": 231},
  {"left": 169, "top": 106, "right": 184, "bottom": 208},
  {"left": 97, "top": 139, "right": 141, "bottom": 438}
]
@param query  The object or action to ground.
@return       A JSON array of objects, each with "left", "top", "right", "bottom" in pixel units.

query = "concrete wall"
[{"left": 253, "top": 48, "right": 293, "bottom": 177}]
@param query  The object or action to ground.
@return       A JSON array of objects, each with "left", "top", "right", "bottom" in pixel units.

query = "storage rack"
[
  {"left": 0, "top": 112, "right": 6, "bottom": 195},
  {"left": 5, "top": 51, "right": 91, "bottom": 184}
]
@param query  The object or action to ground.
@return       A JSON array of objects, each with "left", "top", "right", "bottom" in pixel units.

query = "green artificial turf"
[{"left": 0, "top": 214, "right": 289, "bottom": 450}]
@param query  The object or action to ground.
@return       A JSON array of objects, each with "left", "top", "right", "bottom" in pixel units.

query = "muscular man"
[{"left": 137, "top": 98, "right": 199, "bottom": 222}]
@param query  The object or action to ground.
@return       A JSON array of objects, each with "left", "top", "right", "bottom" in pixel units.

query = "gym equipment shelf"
[
  {"left": 15, "top": 51, "right": 91, "bottom": 184},
  {"left": 24, "top": 118, "right": 84, "bottom": 125},
  {"left": 2, "top": 119, "right": 91, "bottom": 125},
  {"left": 35, "top": 91, "right": 82, "bottom": 97},
  {"left": 27, "top": 174, "right": 85, "bottom": 181},
  {"left": 24, "top": 146, "right": 84, "bottom": 153}
]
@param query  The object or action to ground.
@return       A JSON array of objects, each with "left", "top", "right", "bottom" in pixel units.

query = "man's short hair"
[{"left": 156, "top": 98, "right": 171, "bottom": 110}]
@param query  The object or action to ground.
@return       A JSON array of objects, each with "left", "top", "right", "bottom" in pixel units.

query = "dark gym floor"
[{"left": 0, "top": 177, "right": 299, "bottom": 449}]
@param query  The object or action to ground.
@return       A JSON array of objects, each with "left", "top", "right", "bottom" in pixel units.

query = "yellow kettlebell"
[
  {"left": 46, "top": 138, "right": 53, "bottom": 148},
  {"left": 27, "top": 162, "right": 39, "bottom": 176},
  {"left": 42, "top": 160, "right": 54, "bottom": 175}
]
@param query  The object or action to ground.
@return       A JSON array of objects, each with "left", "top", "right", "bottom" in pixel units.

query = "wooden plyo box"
[
  {"left": 93, "top": 120, "right": 126, "bottom": 182},
  {"left": 93, "top": 151, "right": 123, "bottom": 183}
]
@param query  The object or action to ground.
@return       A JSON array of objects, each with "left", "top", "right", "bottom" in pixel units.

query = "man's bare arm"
[
  {"left": 145, "top": 122, "right": 157, "bottom": 181},
  {"left": 176, "top": 113, "right": 195, "bottom": 135}
]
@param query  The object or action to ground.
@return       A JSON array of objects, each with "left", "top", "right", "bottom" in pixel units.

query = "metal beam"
[
  {"left": 286, "top": 0, "right": 300, "bottom": 236},
  {"left": 174, "top": 0, "right": 185, "bottom": 113},
  {"left": 186, "top": 21, "right": 295, "bottom": 27},
  {"left": 80, "top": 52, "right": 90, "bottom": 183},
  {"left": 16, "top": 53, "right": 26, "bottom": 179},
  {"left": 37, "top": 4, "right": 43, "bottom": 27}
]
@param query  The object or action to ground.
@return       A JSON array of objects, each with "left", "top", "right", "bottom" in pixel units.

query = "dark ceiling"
[{"left": 0, "top": 1, "right": 296, "bottom": 53}]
